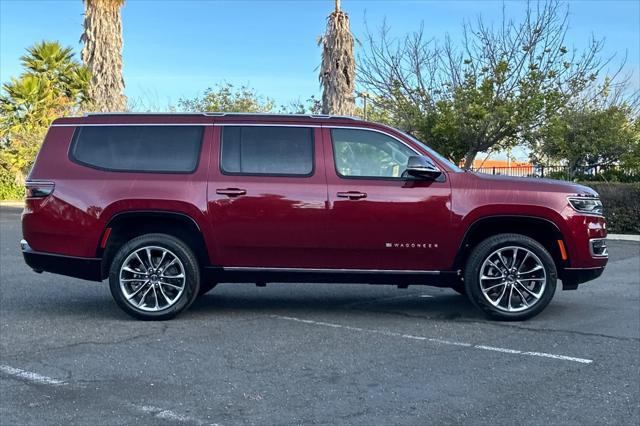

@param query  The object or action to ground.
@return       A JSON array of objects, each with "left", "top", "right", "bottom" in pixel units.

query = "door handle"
[
  {"left": 216, "top": 188, "right": 247, "bottom": 197},
  {"left": 337, "top": 191, "right": 367, "bottom": 200}
]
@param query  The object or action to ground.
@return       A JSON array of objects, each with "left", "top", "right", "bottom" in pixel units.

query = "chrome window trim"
[
  {"left": 50, "top": 122, "right": 445, "bottom": 169},
  {"left": 52, "top": 124, "right": 421, "bottom": 157},
  {"left": 52, "top": 122, "right": 423, "bottom": 156},
  {"left": 51, "top": 123, "right": 213, "bottom": 127},
  {"left": 214, "top": 123, "right": 321, "bottom": 128}
]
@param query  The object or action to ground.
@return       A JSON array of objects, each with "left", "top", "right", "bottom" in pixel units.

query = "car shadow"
[
  {"left": 187, "top": 284, "right": 485, "bottom": 322},
  {"left": 2, "top": 278, "right": 482, "bottom": 322}
]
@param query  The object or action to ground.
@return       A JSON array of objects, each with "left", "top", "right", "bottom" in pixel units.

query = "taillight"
[{"left": 25, "top": 181, "right": 55, "bottom": 198}]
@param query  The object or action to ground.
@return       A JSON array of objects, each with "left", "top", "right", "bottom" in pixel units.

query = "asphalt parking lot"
[{"left": 1, "top": 205, "right": 639, "bottom": 425}]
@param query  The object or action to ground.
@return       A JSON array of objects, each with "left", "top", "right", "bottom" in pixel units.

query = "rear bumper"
[
  {"left": 560, "top": 266, "right": 605, "bottom": 290},
  {"left": 21, "top": 240, "right": 103, "bottom": 282}
]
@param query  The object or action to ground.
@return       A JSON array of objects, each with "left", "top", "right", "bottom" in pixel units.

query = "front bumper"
[
  {"left": 21, "top": 239, "right": 103, "bottom": 282},
  {"left": 560, "top": 266, "right": 605, "bottom": 290}
]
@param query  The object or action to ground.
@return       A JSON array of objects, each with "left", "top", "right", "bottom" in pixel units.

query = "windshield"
[{"left": 400, "top": 131, "right": 463, "bottom": 172}]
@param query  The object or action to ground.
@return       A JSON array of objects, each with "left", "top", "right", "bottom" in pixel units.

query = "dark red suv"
[{"left": 21, "top": 113, "right": 608, "bottom": 320}]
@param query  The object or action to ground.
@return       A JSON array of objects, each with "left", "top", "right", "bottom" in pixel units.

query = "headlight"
[{"left": 568, "top": 197, "right": 603, "bottom": 215}]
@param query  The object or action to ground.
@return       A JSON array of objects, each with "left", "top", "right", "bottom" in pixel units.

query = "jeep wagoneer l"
[{"left": 21, "top": 113, "right": 608, "bottom": 320}]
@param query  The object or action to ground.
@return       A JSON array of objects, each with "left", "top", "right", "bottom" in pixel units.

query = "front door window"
[{"left": 331, "top": 128, "right": 416, "bottom": 179}]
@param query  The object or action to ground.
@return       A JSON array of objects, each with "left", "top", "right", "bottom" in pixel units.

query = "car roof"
[{"left": 52, "top": 112, "right": 365, "bottom": 126}]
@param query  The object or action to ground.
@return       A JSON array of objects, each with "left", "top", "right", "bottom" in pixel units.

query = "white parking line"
[
  {"left": 0, "top": 365, "right": 220, "bottom": 424},
  {"left": 272, "top": 315, "right": 593, "bottom": 365},
  {"left": 0, "top": 365, "right": 67, "bottom": 386},
  {"left": 132, "top": 405, "right": 221, "bottom": 426}
]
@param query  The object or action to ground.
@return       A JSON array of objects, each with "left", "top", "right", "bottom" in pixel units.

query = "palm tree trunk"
[
  {"left": 319, "top": 0, "right": 355, "bottom": 116},
  {"left": 81, "top": 0, "right": 127, "bottom": 112}
]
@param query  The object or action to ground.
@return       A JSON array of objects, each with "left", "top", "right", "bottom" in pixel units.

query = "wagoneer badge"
[{"left": 385, "top": 242, "right": 439, "bottom": 249}]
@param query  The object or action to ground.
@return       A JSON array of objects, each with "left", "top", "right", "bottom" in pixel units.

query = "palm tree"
[
  {"left": 20, "top": 41, "right": 91, "bottom": 106},
  {"left": 319, "top": 0, "right": 355, "bottom": 116},
  {"left": 1, "top": 41, "right": 90, "bottom": 181},
  {"left": 81, "top": 0, "right": 127, "bottom": 112}
]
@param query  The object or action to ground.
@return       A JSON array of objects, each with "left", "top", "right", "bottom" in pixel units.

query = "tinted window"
[
  {"left": 70, "top": 126, "right": 204, "bottom": 173},
  {"left": 221, "top": 126, "right": 313, "bottom": 176},
  {"left": 331, "top": 128, "right": 416, "bottom": 178}
]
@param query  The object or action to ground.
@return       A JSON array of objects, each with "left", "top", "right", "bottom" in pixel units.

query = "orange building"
[{"left": 472, "top": 159, "right": 532, "bottom": 169}]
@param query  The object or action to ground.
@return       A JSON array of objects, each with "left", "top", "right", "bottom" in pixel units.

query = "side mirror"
[{"left": 406, "top": 156, "right": 442, "bottom": 180}]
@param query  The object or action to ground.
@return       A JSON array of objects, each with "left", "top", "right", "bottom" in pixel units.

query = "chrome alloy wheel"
[
  {"left": 119, "top": 246, "right": 186, "bottom": 312},
  {"left": 478, "top": 246, "right": 547, "bottom": 313}
]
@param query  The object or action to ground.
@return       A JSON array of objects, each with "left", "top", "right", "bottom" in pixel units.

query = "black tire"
[
  {"left": 109, "top": 233, "right": 200, "bottom": 320},
  {"left": 464, "top": 233, "right": 557, "bottom": 321},
  {"left": 198, "top": 282, "right": 217, "bottom": 296}
]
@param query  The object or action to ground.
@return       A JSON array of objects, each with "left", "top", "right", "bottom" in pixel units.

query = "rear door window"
[
  {"left": 220, "top": 126, "right": 314, "bottom": 176},
  {"left": 70, "top": 125, "right": 204, "bottom": 173}
]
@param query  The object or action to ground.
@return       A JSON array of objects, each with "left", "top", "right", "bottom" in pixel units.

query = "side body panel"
[
  {"left": 447, "top": 172, "right": 608, "bottom": 270},
  {"left": 205, "top": 125, "right": 330, "bottom": 268},
  {"left": 322, "top": 126, "right": 454, "bottom": 271},
  {"left": 23, "top": 120, "right": 214, "bottom": 260}
]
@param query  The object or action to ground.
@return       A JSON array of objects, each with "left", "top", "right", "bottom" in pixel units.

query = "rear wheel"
[
  {"left": 450, "top": 282, "right": 466, "bottom": 295},
  {"left": 464, "top": 233, "right": 557, "bottom": 321},
  {"left": 109, "top": 233, "right": 200, "bottom": 320}
]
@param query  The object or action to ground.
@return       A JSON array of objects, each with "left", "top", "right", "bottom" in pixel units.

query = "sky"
[{"left": 1, "top": 0, "right": 638, "bottom": 111}]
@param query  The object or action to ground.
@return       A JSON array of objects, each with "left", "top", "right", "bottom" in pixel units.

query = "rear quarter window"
[{"left": 69, "top": 125, "right": 204, "bottom": 173}]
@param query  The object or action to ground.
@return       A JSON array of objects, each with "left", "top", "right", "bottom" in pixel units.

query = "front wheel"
[
  {"left": 464, "top": 233, "right": 557, "bottom": 321},
  {"left": 109, "top": 233, "right": 200, "bottom": 320}
]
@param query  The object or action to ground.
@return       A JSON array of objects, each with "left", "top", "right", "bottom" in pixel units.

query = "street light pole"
[{"left": 357, "top": 91, "right": 370, "bottom": 120}]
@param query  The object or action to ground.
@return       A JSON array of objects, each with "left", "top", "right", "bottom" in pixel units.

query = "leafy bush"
[
  {"left": 546, "top": 168, "right": 640, "bottom": 183},
  {"left": 1, "top": 41, "right": 88, "bottom": 184},
  {"left": 545, "top": 170, "right": 572, "bottom": 181},
  {"left": 583, "top": 182, "right": 640, "bottom": 234},
  {"left": 0, "top": 167, "right": 25, "bottom": 200},
  {"left": 583, "top": 168, "right": 640, "bottom": 183}
]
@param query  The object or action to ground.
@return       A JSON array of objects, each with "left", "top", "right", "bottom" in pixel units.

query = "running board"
[{"left": 203, "top": 266, "right": 459, "bottom": 286}]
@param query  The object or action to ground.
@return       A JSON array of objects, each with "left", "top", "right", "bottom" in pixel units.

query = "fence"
[{"left": 472, "top": 165, "right": 640, "bottom": 182}]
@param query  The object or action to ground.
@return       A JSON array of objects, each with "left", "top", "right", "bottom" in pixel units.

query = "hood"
[{"left": 467, "top": 172, "right": 599, "bottom": 197}]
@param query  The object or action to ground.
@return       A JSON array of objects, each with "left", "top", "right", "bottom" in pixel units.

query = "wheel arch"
[
  {"left": 99, "top": 210, "right": 211, "bottom": 279},
  {"left": 453, "top": 215, "right": 568, "bottom": 273}
]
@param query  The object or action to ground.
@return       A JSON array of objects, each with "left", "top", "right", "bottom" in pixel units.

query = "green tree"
[
  {"left": 280, "top": 96, "right": 322, "bottom": 115},
  {"left": 533, "top": 104, "right": 639, "bottom": 174},
  {"left": 359, "top": 1, "right": 621, "bottom": 168},
  {"left": 620, "top": 118, "right": 640, "bottom": 169},
  {"left": 178, "top": 83, "right": 275, "bottom": 113},
  {"left": 1, "top": 41, "right": 89, "bottom": 186}
]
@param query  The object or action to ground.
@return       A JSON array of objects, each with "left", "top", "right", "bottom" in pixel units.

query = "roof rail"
[
  {"left": 203, "top": 112, "right": 361, "bottom": 121},
  {"left": 84, "top": 112, "right": 362, "bottom": 120},
  {"left": 84, "top": 112, "right": 207, "bottom": 117}
]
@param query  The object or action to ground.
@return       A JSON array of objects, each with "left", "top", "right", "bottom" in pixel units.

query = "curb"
[
  {"left": 607, "top": 234, "right": 640, "bottom": 242},
  {"left": 0, "top": 201, "right": 24, "bottom": 207}
]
